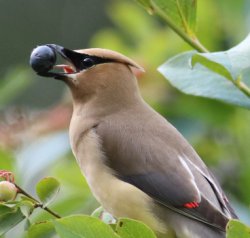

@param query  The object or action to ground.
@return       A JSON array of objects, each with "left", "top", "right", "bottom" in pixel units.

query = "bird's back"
[{"left": 95, "top": 101, "right": 237, "bottom": 238}]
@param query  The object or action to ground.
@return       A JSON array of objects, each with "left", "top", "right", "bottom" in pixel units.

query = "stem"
[
  {"left": 35, "top": 204, "right": 61, "bottom": 219},
  {"left": 15, "top": 184, "right": 61, "bottom": 219},
  {"left": 150, "top": 3, "right": 250, "bottom": 97},
  {"left": 151, "top": 2, "right": 209, "bottom": 53},
  {"left": 235, "top": 80, "right": 250, "bottom": 97}
]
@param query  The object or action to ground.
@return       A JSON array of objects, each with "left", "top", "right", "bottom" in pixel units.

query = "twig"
[
  {"left": 150, "top": 2, "right": 250, "bottom": 97},
  {"left": 15, "top": 183, "right": 61, "bottom": 219},
  {"left": 151, "top": 2, "right": 209, "bottom": 53},
  {"left": 235, "top": 76, "right": 250, "bottom": 97}
]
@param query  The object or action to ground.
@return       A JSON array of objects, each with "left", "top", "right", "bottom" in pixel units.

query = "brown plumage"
[{"left": 33, "top": 45, "right": 238, "bottom": 238}]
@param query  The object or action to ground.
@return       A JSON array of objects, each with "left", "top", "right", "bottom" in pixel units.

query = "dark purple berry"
[{"left": 30, "top": 45, "right": 56, "bottom": 73}]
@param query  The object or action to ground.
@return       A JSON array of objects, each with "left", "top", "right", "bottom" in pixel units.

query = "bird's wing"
[{"left": 96, "top": 111, "right": 236, "bottom": 230}]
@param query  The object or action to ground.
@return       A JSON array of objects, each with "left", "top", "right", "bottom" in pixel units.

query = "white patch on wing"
[
  {"left": 184, "top": 155, "right": 209, "bottom": 179},
  {"left": 184, "top": 155, "right": 233, "bottom": 218},
  {"left": 178, "top": 155, "right": 201, "bottom": 202},
  {"left": 184, "top": 156, "right": 221, "bottom": 194}
]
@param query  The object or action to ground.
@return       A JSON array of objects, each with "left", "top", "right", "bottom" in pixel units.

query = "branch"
[
  {"left": 151, "top": 2, "right": 209, "bottom": 53},
  {"left": 150, "top": 2, "right": 250, "bottom": 98},
  {"left": 15, "top": 184, "right": 61, "bottom": 219},
  {"left": 235, "top": 76, "right": 250, "bottom": 97}
]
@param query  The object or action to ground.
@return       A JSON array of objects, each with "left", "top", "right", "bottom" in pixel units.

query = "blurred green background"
[{"left": 0, "top": 0, "right": 250, "bottom": 237}]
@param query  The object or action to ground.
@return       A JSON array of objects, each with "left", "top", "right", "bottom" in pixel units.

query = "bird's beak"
[
  {"left": 31, "top": 44, "right": 143, "bottom": 81},
  {"left": 37, "top": 44, "right": 87, "bottom": 80}
]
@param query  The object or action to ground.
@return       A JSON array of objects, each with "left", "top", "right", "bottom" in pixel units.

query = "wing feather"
[{"left": 96, "top": 110, "right": 237, "bottom": 230}]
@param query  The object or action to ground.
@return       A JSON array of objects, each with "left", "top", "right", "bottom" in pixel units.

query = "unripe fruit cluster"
[{"left": 0, "top": 181, "right": 17, "bottom": 202}]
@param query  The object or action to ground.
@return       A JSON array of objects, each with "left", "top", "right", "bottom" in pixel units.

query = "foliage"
[
  {"left": 226, "top": 220, "right": 250, "bottom": 238},
  {"left": 0, "top": 174, "right": 156, "bottom": 237},
  {"left": 36, "top": 177, "right": 60, "bottom": 207},
  {"left": 159, "top": 36, "right": 250, "bottom": 108},
  {"left": 136, "top": 0, "right": 250, "bottom": 107},
  {"left": 0, "top": 204, "right": 25, "bottom": 236}
]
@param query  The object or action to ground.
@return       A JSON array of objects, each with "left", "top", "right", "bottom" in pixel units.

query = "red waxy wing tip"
[{"left": 183, "top": 202, "right": 199, "bottom": 209}]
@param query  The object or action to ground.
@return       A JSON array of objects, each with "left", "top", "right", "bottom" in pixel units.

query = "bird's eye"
[{"left": 82, "top": 57, "right": 95, "bottom": 68}]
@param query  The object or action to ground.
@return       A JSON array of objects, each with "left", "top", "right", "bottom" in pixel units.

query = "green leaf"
[
  {"left": 134, "top": 0, "right": 156, "bottom": 15},
  {"left": 36, "top": 177, "right": 60, "bottom": 207},
  {"left": 2, "top": 201, "right": 19, "bottom": 208},
  {"left": 151, "top": 0, "right": 197, "bottom": 35},
  {"left": 27, "top": 221, "right": 57, "bottom": 238},
  {"left": 24, "top": 218, "right": 31, "bottom": 231},
  {"left": 0, "top": 204, "right": 15, "bottom": 215},
  {"left": 115, "top": 218, "right": 157, "bottom": 238},
  {"left": 91, "top": 206, "right": 104, "bottom": 218},
  {"left": 0, "top": 207, "right": 25, "bottom": 235},
  {"left": 91, "top": 207, "right": 116, "bottom": 224},
  {"left": 20, "top": 200, "right": 34, "bottom": 217},
  {"left": 134, "top": 0, "right": 153, "bottom": 11},
  {"left": 226, "top": 220, "right": 250, "bottom": 238},
  {"left": 20, "top": 195, "right": 37, "bottom": 204},
  {"left": 191, "top": 53, "right": 234, "bottom": 81},
  {"left": 158, "top": 34, "right": 250, "bottom": 108},
  {"left": 53, "top": 215, "right": 119, "bottom": 238}
]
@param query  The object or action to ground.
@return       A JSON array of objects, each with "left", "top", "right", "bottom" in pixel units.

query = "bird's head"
[{"left": 30, "top": 44, "right": 144, "bottom": 106}]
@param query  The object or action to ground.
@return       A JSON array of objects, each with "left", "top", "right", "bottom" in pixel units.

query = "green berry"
[{"left": 0, "top": 181, "right": 17, "bottom": 202}]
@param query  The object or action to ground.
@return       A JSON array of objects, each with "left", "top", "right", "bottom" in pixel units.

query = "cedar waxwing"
[{"left": 30, "top": 44, "right": 238, "bottom": 238}]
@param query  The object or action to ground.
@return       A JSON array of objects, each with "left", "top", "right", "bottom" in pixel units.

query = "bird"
[{"left": 30, "top": 44, "right": 238, "bottom": 238}]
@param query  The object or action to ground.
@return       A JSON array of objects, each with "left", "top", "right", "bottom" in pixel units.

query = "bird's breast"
[{"left": 71, "top": 128, "right": 166, "bottom": 234}]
